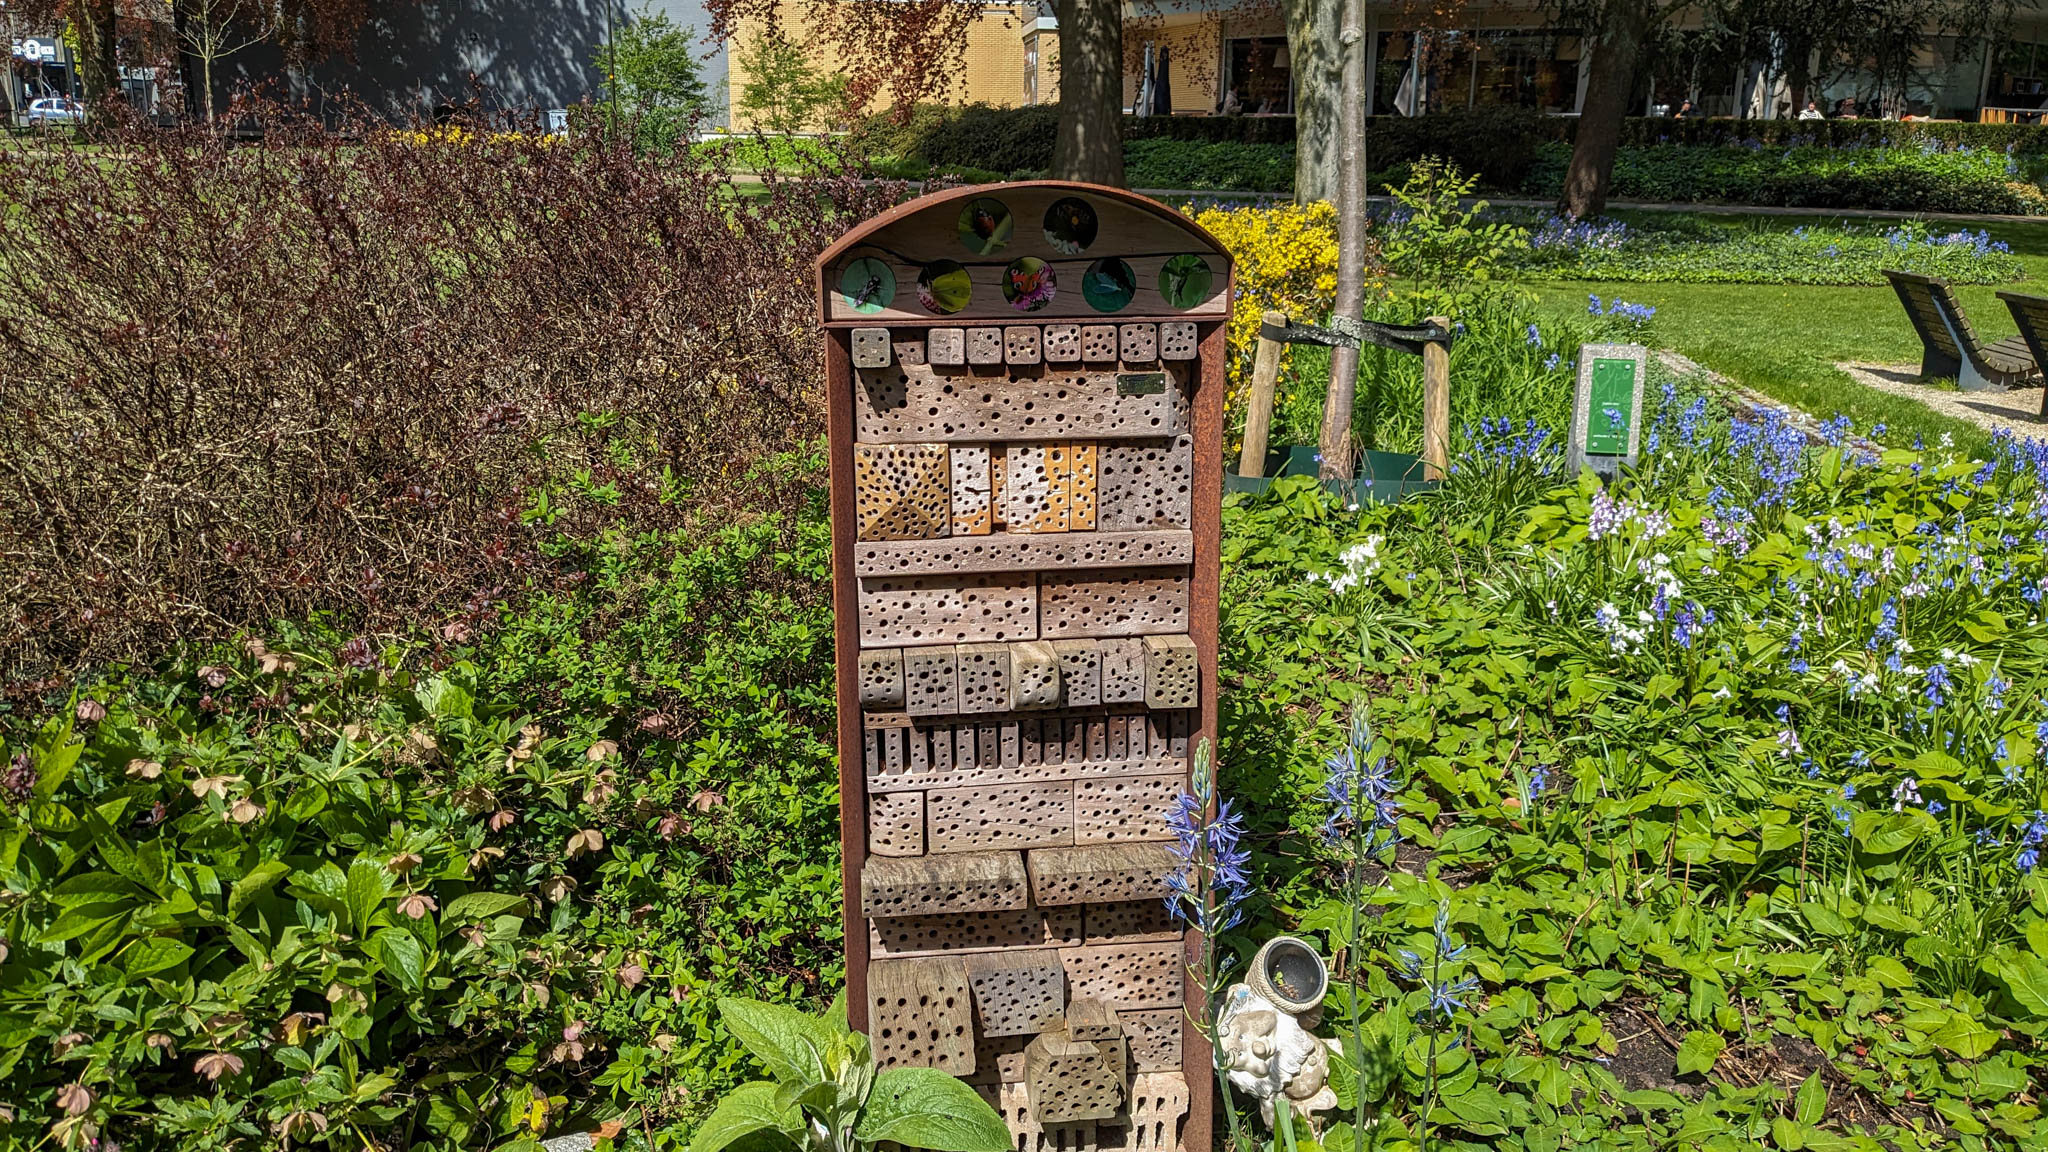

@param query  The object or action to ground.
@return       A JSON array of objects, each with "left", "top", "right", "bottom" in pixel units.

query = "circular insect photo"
[
  {"left": 1158, "top": 254, "right": 1214, "bottom": 309},
  {"left": 916, "top": 260, "right": 973, "bottom": 315},
  {"left": 1081, "top": 257, "right": 1136, "bottom": 313},
  {"left": 838, "top": 257, "right": 895, "bottom": 314},
  {"left": 1003, "top": 257, "right": 1057, "bottom": 312},
  {"left": 1043, "top": 197, "right": 1099, "bottom": 256},
  {"left": 957, "top": 197, "right": 1014, "bottom": 256}
]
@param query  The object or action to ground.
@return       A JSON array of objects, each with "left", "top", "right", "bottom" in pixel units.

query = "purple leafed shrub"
[{"left": 0, "top": 112, "right": 902, "bottom": 680}]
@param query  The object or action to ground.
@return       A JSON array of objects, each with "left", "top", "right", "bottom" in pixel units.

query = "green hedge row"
[{"left": 857, "top": 102, "right": 2048, "bottom": 186}]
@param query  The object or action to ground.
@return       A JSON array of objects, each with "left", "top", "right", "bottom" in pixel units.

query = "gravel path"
[{"left": 1835, "top": 361, "right": 2048, "bottom": 438}]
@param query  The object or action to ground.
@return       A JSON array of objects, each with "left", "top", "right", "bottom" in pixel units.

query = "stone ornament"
[{"left": 1216, "top": 937, "right": 1341, "bottom": 1130}]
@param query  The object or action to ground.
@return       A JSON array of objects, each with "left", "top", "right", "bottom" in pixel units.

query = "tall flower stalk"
[
  {"left": 1397, "top": 903, "right": 1478, "bottom": 1152},
  {"left": 1165, "top": 738, "right": 1252, "bottom": 1149},
  {"left": 1321, "top": 711, "right": 1402, "bottom": 1152}
]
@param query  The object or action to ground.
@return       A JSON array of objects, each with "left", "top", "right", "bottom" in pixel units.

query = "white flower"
[{"left": 1711, "top": 686, "right": 1732, "bottom": 700}]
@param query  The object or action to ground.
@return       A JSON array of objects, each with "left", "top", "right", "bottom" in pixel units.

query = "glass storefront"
[{"left": 1224, "top": 36, "right": 1292, "bottom": 114}]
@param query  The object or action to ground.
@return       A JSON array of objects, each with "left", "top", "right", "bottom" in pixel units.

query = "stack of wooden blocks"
[{"left": 850, "top": 319, "right": 1200, "bottom": 1152}]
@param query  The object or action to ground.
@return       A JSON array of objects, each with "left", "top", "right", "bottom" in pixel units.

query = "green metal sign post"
[{"left": 1569, "top": 343, "right": 1648, "bottom": 477}]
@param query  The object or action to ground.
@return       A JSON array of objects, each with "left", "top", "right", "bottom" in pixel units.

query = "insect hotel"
[{"left": 817, "top": 183, "right": 1230, "bottom": 1152}]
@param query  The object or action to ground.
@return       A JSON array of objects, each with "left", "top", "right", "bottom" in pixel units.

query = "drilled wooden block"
[
  {"left": 855, "top": 444, "right": 952, "bottom": 541},
  {"left": 1026, "top": 1028, "right": 1128, "bottom": 1123},
  {"left": 1002, "top": 444, "right": 1067, "bottom": 533},
  {"left": 1169, "top": 712, "right": 1189, "bottom": 760},
  {"left": 1084, "top": 900, "right": 1182, "bottom": 945},
  {"left": 1102, "top": 1073, "right": 1188, "bottom": 1152},
  {"left": 859, "top": 574, "right": 1038, "bottom": 648},
  {"left": 873, "top": 906, "right": 1083, "bottom": 959},
  {"left": 1045, "top": 324, "right": 1083, "bottom": 363},
  {"left": 929, "top": 328, "right": 966, "bottom": 366},
  {"left": 859, "top": 365, "right": 1184, "bottom": 443},
  {"left": 956, "top": 642, "right": 1014, "bottom": 715},
  {"left": 952, "top": 444, "right": 993, "bottom": 537},
  {"left": 970, "top": 1036, "right": 1037, "bottom": 1087},
  {"left": 866, "top": 726, "right": 910, "bottom": 780},
  {"left": 1045, "top": 443, "right": 1076, "bottom": 533},
  {"left": 1006, "top": 325, "right": 1044, "bottom": 365},
  {"left": 1010, "top": 641, "right": 1063, "bottom": 710},
  {"left": 1120, "top": 1009, "right": 1181, "bottom": 1073},
  {"left": 861, "top": 648, "right": 906, "bottom": 709},
  {"left": 903, "top": 645, "right": 960, "bottom": 716},
  {"left": 969, "top": 327, "right": 1005, "bottom": 365},
  {"left": 1074, "top": 775, "right": 1181, "bottom": 846},
  {"left": 1039, "top": 570, "right": 1190, "bottom": 639},
  {"left": 1158, "top": 322, "right": 1198, "bottom": 361},
  {"left": 1066, "top": 997, "right": 1122, "bottom": 1042},
  {"left": 1118, "top": 324, "right": 1157, "bottom": 363},
  {"left": 1028, "top": 843, "right": 1178, "bottom": 906},
  {"left": 1081, "top": 325, "right": 1119, "bottom": 363},
  {"left": 856, "top": 530, "right": 1194, "bottom": 579},
  {"left": 863, "top": 850, "right": 1030, "bottom": 917},
  {"left": 987, "top": 1081, "right": 1100, "bottom": 1152},
  {"left": 1098, "top": 639, "right": 1145, "bottom": 704},
  {"left": 1098, "top": 437, "right": 1193, "bottom": 531},
  {"left": 928, "top": 780, "right": 1074, "bottom": 853},
  {"left": 894, "top": 337, "right": 927, "bottom": 366},
  {"left": 1059, "top": 942, "right": 1182, "bottom": 1010},
  {"left": 967, "top": 949, "right": 1068, "bottom": 1037},
  {"left": 1142, "top": 634, "right": 1198, "bottom": 710},
  {"left": 870, "top": 790, "right": 926, "bottom": 857},
  {"left": 870, "top": 956, "right": 975, "bottom": 1075},
  {"left": 1069, "top": 444, "right": 1099, "bottom": 531},
  {"left": 853, "top": 327, "right": 893, "bottom": 369},
  {"left": 1051, "top": 640, "right": 1101, "bottom": 707}
]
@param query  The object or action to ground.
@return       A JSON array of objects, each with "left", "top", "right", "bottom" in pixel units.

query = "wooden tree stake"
[
  {"left": 1238, "top": 309, "right": 1287, "bottom": 479},
  {"left": 1421, "top": 315, "right": 1451, "bottom": 480}
]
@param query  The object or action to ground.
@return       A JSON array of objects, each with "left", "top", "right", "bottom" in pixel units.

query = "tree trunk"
[
  {"left": 1284, "top": 0, "right": 1345, "bottom": 204},
  {"left": 71, "top": 0, "right": 120, "bottom": 106},
  {"left": 1557, "top": 1, "right": 1647, "bottom": 219},
  {"left": 1317, "top": 0, "right": 1367, "bottom": 480},
  {"left": 1051, "top": 0, "right": 1125, "bottom": 186}
]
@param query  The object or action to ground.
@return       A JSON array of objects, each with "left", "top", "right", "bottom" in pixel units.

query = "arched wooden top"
[{"left": 817, "top": 181, "right": 1233, "bottom": 326}]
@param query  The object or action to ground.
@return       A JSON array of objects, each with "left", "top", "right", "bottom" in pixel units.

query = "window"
[{"left": 1224, "top": 36, "right": 1291, "bottom": 113}]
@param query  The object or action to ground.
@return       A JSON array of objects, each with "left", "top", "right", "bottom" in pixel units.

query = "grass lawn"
[{"left": 1527, "top": 212, "right": 2048, "bottom": 456}]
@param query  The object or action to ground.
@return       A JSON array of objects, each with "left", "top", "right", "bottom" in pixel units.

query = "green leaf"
[
  {"left": 1675, "top": 1030, "right": 1725, "bottom": 1077},
  {"left": 1771, "top": 1116, "right": 1805, "bottom": 1151},
  {"left": 124, "top": 936, "right": 194, "bottom": 976},
  {"left": 345, "top": 858, "right": 392, "bottom": 937},
  {"left": 1860, "top": 903, "right": 1922, "bottom": 934},
  {"left": 1800, "top": 903, "right": 1851, "bottom": 938},
  {"left": 51, "top": 872, "right": 145, "bottom": 906},
  {"left": 855, "top": 1068, "right": 1014, "bottom": 1152},
  {"left": 40, "top": 901, "right": 132, "bottom": 943},
  {"left": 690, "top": 1082, "right": 800, "bottom": 1152},
  {"left": 717, "top": 997, "right": 834, "bottom": 1089},
  {"left": 1850, "top": 811, "right": 1926, "bottom": 855},
  {"left": 228, "top": 861, "right": 291, "bottom": 920},
  {"left": 1995, "top": 952, "right": 2048, "bottom": 1018},
  {"left": 1794, "top": 1071, "right": 1828, "bottom": 1125},
  {"left": 441, "top": 892, "right": 530, "bottom": 926},
  {"left": 1931, "top": 1011, "right": 2000, "bottom": 1058},
  {"left": 372, "top": 927, "right": 427, "bottom": 992}
]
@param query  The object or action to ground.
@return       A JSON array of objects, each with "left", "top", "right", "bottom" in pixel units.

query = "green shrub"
[
  {"left": 1522, "top": 139, "right": 2048, "bottom": 215},
  {"left": 0, "top": 489, "right": 842, "bottom": 1150},
  {"left": 1124, "top": 138, "right": 1294, "bottom": 192}
]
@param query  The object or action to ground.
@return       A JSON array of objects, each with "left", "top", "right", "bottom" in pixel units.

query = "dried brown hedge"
[{"left": 0, "top": 118, "right": 900, "bottom": 682}]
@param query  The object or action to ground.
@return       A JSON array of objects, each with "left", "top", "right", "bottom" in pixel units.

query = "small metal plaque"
[{"left": 1116, "top": 372, "right": 1166, "bottom": 397}]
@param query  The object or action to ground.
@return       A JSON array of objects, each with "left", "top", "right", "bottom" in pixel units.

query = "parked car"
[{"left": 25, "top": 98, "right": 85, "bottom": 128}]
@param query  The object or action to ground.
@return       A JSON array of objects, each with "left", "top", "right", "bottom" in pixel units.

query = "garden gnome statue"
[{"left": 1216, "top": 936, "right": 1343, "bottom": 1130}]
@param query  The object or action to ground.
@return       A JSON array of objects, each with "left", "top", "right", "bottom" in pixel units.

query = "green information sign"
[{"left": 1585, "top": 357, "right": 1637, "bottom": 455}]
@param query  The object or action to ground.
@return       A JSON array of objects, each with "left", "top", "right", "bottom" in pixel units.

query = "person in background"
[
  {"left": 1221, "top": 87, "right": 1242, "bottom": 116},
  {"left": 1836, "top": 97, "right": 1859, "bottom": 119},
  {"left": 1799, "top": 100, "right": 1825, "bottom": 120},
  {"left": 1674, "top": 99, "right": 1695, "bottom": 119}
]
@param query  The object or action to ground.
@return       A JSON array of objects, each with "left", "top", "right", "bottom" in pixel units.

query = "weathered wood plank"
[
  {"left": 1040, "top": 569, "right": 1190, "bottom": 638},
  {"left": 858, "top": 574, "right": 1038, "bottom": 648},
  {"left": 857, "top": 363, "right": 1185, "bottom": 443},
  {"left": 927, "top": 780, "right": 1074, "bottom": 853},
  {"left": 862, "top": 850, "right": 1030, "bottom": 917},
  {"left": 855, "top": 529, "right": 1194, "bottom": 578},
  {"left": 1027, "top": 843, "right": 1179, "bottom": 906}
]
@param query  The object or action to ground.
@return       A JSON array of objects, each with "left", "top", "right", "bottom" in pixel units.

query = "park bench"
[
  {"left": 1996, "top": 290, "right": 2048, "bottom": 416},
  {"left": 1883, "top": 269, "right": 2040, "bottom": 391}
]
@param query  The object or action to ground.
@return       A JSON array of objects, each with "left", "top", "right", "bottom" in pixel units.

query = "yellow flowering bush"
[{"left": 1186, "top": 200, "right": 1384, "bottom": 428}]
